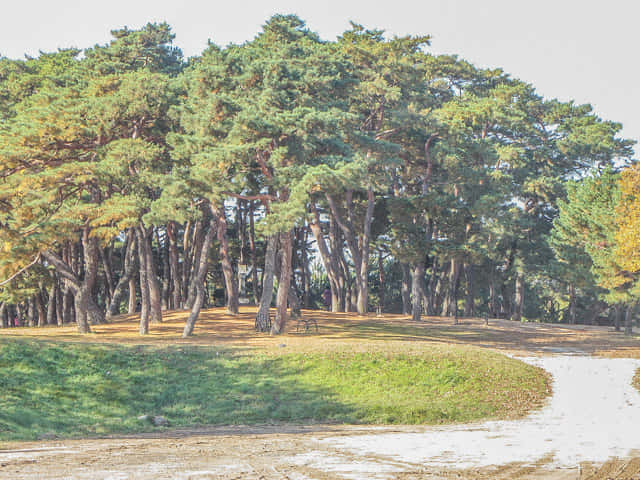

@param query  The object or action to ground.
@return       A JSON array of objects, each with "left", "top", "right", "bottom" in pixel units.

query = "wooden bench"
[{"left": 296, "top": 316, "right": 318, "bottom": 333}]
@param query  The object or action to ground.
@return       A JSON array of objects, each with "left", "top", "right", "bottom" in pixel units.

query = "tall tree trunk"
[
  {"left": 46, "top": 283, "right": 57, "bottom": 326},
  {"left": 272, "top": 230, "right": 292, "bottom": 334},
  {"left": 411, "top": 262, "right": 426, "bottom": 322},
  {"left": 356, "top": 187, "right": 374, "bottom": 314},
  {"left": 136, "top": 228, "right": 150, "bottom": 334},
  {"left": 625, "top": 304, "right": 634, "bottom": 335},
  {"left": 73, "top": 287, "right": 91, "bottom": 333},
  {"left": 425, "top": 258, "right": 439, "bottom": 316},
  {"left": 463, "top": 263, "right": 474, "bottom": 318},
  {"left": 35, "top": 289, "right": 46, "bottom": 327},
  {"left": 185, "top": 221, "right": 205, "bottom": 310},
  {"left": 441, "top": 261, "right": 452, "bottom": 317},
  {"left": 157, "top": 228, "right": 171, "bottom": 311},
  {"left": 512, "top": 273, "right": 525, "bottom": 322},
  {"left": 568, "top": 283, "right": 577, "bottom": 324},
  {"left": 181, "top": 220, "right": 193, "bottom": 308},
  {"left": 128, "top": 277, "right": 137, "bottom": 314},
  {"left": 62, "top": 287, "right": 73, "bottom": 325},
  {"left": 501, "top": 281, "right": 512, "bottom": 319},
  {"left": 432, "top": 269, "right": 445, "bottom": 316},
  {"left": 26, "top": 297, "right": 35, "bottom": 327},
  {"left": 332, "top": 218, "right": 348, "bottom": 312},
  {"left": 301, "top": 228, "right": 311, "bottom": 308},
  {"left": 614, "top": 304, "right": 622, "bottom": 332},
  {"left": 213, "top": 205, "right": 239, "bottom": 315},
  {"left": 256, "top": 235, "right": 277, "bottom": 332},
  {"left": 446, "top": 258, "right": 462, "bottom": 323},
  {"left": 288, "top": 286, "right": 302, "bottom": 319},
  {"left": 15, "top": 304, "right": 23, "bottom": 327},
  {"left": 326, "top": 187, "right": 375, "bottom": 315},
  {"left": 349, "top": 278, "right": 358, "bottom": 312},
  {"left": 309, "top": 202, "right": 342, "bottom": 313},
  {"left": 488, "top": 276, "right": 498, "bottom": 318},
  {"left": 182, "top": 218, "right": 216, "bottom": 337},
  {"left": 0, "top": 302, "right": 6, "bottom": 328},
  {"left": 142, "top": 226, "right": 163, "bottom": 324},
  {"left": 248, "top": 203, "right": 260, "bottom": 303},
  {"left": 55, "top": 281, "right": 64, "bottom": 326},
  {"left": 167, "top": 221, "right": 181, "bottom": 310},
  {"left": 100, "top": 246, "right": 115, "bottom": 307},
  {"left": 82, "top": 232, "right": 105, "bottom": 326},
  {"left": 401, "top": 263, "right": 411, "bottom": 315},
  {"left": 377, "top": 250, "right": 385, "bottom": 314}
]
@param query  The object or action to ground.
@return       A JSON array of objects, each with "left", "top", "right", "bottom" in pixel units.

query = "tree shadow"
[{"left": 0, "top": 339, "right": 356, "bottom": 442}]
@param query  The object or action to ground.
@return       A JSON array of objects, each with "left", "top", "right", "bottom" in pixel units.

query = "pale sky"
[{"left": 2, "top": 0, "right": 639, "bottom": 156}]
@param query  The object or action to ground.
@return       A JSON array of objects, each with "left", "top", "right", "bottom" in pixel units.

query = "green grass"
[{"left": 0, "top": 339, "right": 550, "bottom": 441}]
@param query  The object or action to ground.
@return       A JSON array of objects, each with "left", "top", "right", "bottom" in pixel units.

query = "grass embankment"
[
  {"left": 634, "top": 369, "right": 640, "bottom": 392},
  {"left": 0, "top": 338, "right": 549, "bottom": 441}
]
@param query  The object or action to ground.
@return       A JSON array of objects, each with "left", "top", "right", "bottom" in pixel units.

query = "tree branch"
[{"left": 0, "top": 254, "right": 41, "bottom": 287}]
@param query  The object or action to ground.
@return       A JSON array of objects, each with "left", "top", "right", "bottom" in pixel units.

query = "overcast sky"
[{"left": 2, "top": 0, "right": 638, "bottom": 156}]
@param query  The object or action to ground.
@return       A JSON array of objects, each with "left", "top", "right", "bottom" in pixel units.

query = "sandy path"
[{"left": 301, "top": 355, "right": 640, "bottom": 478}]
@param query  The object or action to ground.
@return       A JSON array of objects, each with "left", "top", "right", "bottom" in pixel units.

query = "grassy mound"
[{"left": 0, "top": 339, "right": 550, "bottom": 441}]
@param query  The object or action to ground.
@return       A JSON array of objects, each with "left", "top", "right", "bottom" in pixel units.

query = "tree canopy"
[{"left": 0, "top": 16, "right": 636, "bottom": 335}]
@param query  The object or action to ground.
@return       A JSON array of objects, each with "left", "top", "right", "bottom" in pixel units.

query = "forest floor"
[{"left": 1, "top": 307, "right": 640, "bottom": 479}]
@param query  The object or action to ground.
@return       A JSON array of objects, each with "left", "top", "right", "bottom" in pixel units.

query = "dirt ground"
[
  {"left": 2, "top": 306, "right": 639, "bottom": 357},
  {"left": 1, "top": 308, "right": 640, "bottom": 479},
  {"left": 2, "top": 426, "right": 640, "bottom": 480}
]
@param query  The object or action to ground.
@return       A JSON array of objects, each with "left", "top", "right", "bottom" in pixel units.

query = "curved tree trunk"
[
  {"left": 309, "top": 202, "right": 342, "bottom": 312},
  {"left": 106, "top": 231, "right": 137, "bottom": 321},
  {"left": 183, "top": 217, "right": 216, "bottom": 337},
  {"left": 326, "top": 187, "right": 375, "bottom": 315},
  {"left": 212, "top": 205, "right": 239, "bottom": 315},
  {"left": 41, "top": 228, "right": 104, "bottom": 333},
  {"left": 256, "top": 235, "right": 277, "bottom": 332}
]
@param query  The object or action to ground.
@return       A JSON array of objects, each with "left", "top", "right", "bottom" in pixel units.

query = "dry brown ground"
[
  {"left": 1, "top": 307, "right": 640, "bottom": 479},
  {"left": 2, "top": 306, "right": 639, "bottom": 357}
]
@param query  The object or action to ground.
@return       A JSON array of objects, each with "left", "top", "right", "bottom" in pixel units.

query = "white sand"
[{"left": 317, "top": 355, "right": 640, "bottom": 470}]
